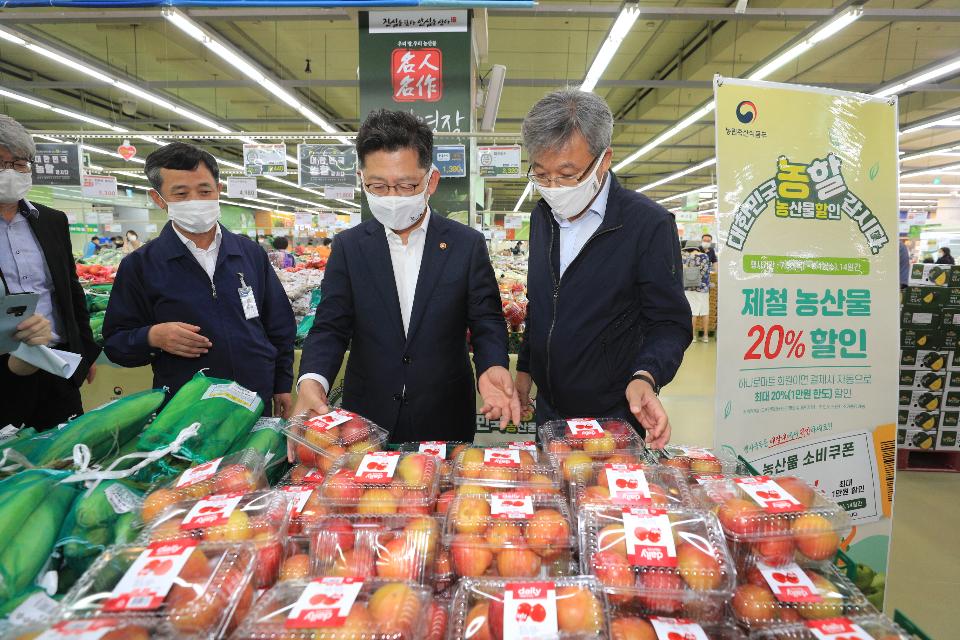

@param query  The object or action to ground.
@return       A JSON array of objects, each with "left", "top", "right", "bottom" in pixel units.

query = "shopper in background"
[
  {"left": 317, "top": 236, "right": 333, "bottom": 259},
  {"left": 0, "top": 114, "right": 101, "bottom": 429},
  {"left": 511, "top": 240, "right": 524, "bottom": 256},
  {"left": 269, "top": 236, "right": 295, "bottom": 269},
  {"left": 110, "top": 236, "right": 123, "bottom": 250},
  {"left": 294, "top": 109, "right": 519, "bottom": 446},
  {"left": 682, "top": 240, "right": 712, "bottom": 342},
  {"left": 103, "top": 142, "right": 296, "bottom": 417},
  {"left": 515, "top": 90, "right": 692, "bottom": 447},
  {"left": 701, "top": 233, "right": 718, "bottom": 265},
  {"left": 82, "top": 234, "right": 100, "bottom": 259},
  {"left": 937, "top": 247, "right": 955, "bottom": 265},
  {"left": 123, "top": 229, "right": 142, "bottom": 254}
]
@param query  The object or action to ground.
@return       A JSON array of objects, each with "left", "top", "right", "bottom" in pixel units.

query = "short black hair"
[
  {"left": 272, "top": 236, "right": 289, "bottom": 250},
  {"left": 702, "top": 233, "right": 713, "bottom": 240},
  {"left": 355, "top": 109, "right": 433, "bottom": 170},
  {"left": 144, "top": 142, "right": 220, "bottom": 192},
  {"left": 91, "top": 235, "right": 99, "bottom": 241}
]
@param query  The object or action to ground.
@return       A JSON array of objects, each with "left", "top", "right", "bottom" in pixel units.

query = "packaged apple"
[
  {"left": 442, "top": 491, "right": 577, "bottom": 579},
  {"left": 696, "top": 476, "right": 851, "bottom": 568},
  {"left": 140, "top": 447, "right": 268, "bottom": 524},
  {"left": 567, "top": 461, "right": 694, "bottom": 511},
  {"left": 579, "top": 506, "right": 735, "bottom": 622},
  {"left": 280, "top": 536, "right": 314, "bottom": 582},
  {"left": 139, "top": 489, "right": 290, "bottom": 588},
  {"left": 448, "top": 576, "right": 611, "bottom": 639},
  {"left": 452, "top": 445, "right": 562, "bottom": 491},
  {"left": 229, "top": 578, "right": 431, "bottom": 640},
  {"left": 423, "top": 595, "right": 451, "bottom": 640},
  {"left": 9, "top": 617, "right": 180, "bottom": 640},
  {"left": 304, "top": 514, "right": 441, "bottom": 586},
  {"left": 399, "top": 440, "right": 473, "bottom": 487},
  {"left": 655, "top": 444, "right": 746, "bottom": 481},
  {"left": 283, "top": 409, "right": 389, "bottom": 473},
  {"left": 317, "top": 451, "right": 441, "bottom": 514},
  {"left": 539, "top": 417, "right": 645, "bottom": 454},
  {"left": 280, "top": 463, "right": 328, "bottom": 487},
  {"left": 606, "top": 614, "right": 747, "bottom": 640},
  {"left": 58, "top": 540, "right": 256, "bottom": 638},
  {"left": 731, "top": 559, "right": 875, "bottom": 630},
  {"left": 747, "top": 614, "right": 911, "bottom": 640}
]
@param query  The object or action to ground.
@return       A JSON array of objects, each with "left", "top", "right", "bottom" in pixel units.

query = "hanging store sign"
[
  {"left": 227, "top": 176, "right": 258, "bottom": 199},
  {"left": 433, "top": 144, "right": 466, "bottom": 178},
  {"left": 478, "top": 145, "right": 522, "bottom": 178},
  {"left": 81, "top": 175, "right": 118, "bottom": 198},
  {"left": 243, "top": 143, "right": 287, "bottom": 176},
  {"left": 298, "top": 144, "right": 357, "bottom": 189},
  {"left": 32, "top": 143, "right": 82, "bottom": 186}
]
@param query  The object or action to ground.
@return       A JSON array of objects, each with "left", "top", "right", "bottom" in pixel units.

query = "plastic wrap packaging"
[
  {"left": 317, "top": 451, "right": 441, "bottom": 514},
  {"left": 452, "top": 446, "right": 562, "bottom": 492},
  {"left": 654, "top": 445, "right": 747, "bottom": 483},
  {"left": 398, "top": 440, "right": 472, "bottom": 488},
  {"left": 567, "top": 462, "right": 693, "bottom": 512},
  {"left": 747, "top": 614, "right": 910, "bottom": 640},
  {"left": 539, "top": 417, "right": 648, "bottom": 471},
  {"left": 606, "top": 614, "right": 747, "bottom": 640},
  {"left": 280, "top": 464, "right": 327, "bottom": 487},
  {"left": 283, "top": 410, "right": 389, "bottom": 472},
  {"left": 9, "top": 617, "right": 181, "bottom": 640}
]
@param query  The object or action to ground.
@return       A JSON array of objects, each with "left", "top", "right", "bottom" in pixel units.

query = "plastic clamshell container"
[
  {"left": 282, "top": 410, "right": 389, "bottom": 473},
  {"left": 280, "top": 536, "right": 313, "bottom": 582},
  {"left": 277, "top": 484, "right": 332, "bottom": 535},
  {"left": 567, "top": 462, "right": 694, "bottom": 511},
  {"left": 140, "top": 448, "right": 268, "bottom": 523},
  {"left": 304, "top": 513, "right": 441, "bottom": 586},
  {"left": 655, "top": 444, "right": 747, "bottom": 481},
  {"left": 580, "top": 506, "right": 736, "bottom": 622},
  {"left": 731, "top": 561, "right": 875, "bottom": 630},
  {"left": 422, "top": 593, "right": 451, "bottom": 640},
  {"left": 58, "top": 541, "right": 256, "bottom": 639},
  {"left": 696, "top": 476, "right": 851, "bottom": 567},
  {"left": 606, "top": 614, "right": 747, "bottom": 640},
  {"left": 139, "top": 489, "right": 291, "bottom": 588},
  {"left": 448, "top": 576, "right": 610, "bottom": 639},
  {"left": 452, "top": 445, "right": 562, "bottom": 491},
  {"left": 318, "top": 451, "right": 441, "bottom": 514},
  {"left": 229, "top": 578, "right": 432, "bottom": 640},
  {"left": 747, "top": 614, "right": 910, "bottom": 640},
  {"left": 550, "top": 447, "right": 658, "bottom": 485},
  {"left": 16, "top": 617, "right": 182, "bottom": 640},
  {"left": 539, "top": 417, "right": 645, "bottom": 452},
  {"left": 442, "top": 491, "right": 577, "bottom": 579},
  {"left": 399, "top": 440, "right": 473, "bottom": 488},
  {"left": 279, "top": 464, "right": 328, "bottom": 487}
]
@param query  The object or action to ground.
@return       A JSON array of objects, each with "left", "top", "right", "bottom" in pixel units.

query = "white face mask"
[
  {"left": 164, "top": 198, "right": 221, "bottom": 234},
  {"left": 535, "top": 156, "right": 603, "bottom": 220},
  {"left": 0, "top": 169, "right": 33, "bottom": 204},
  {"left": 701, "top": 242, "right": 711, "bottom": 250},
  {"left": 363, "top": 169, "right": 433, "bottom": 231}
]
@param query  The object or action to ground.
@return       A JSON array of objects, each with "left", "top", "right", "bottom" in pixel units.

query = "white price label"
[
  {"left": 306, "top": 409, "right": 359, "bottom": 432},
  {"left": 418, "top": 441, "right": 447, "bottom": 458},
  {"left": 282, "top": 485, "right": 315, "bottom": 516},
  {"left": 649, "top": 617, "right": 710, "bottom": 640},
  {"left": 805, "top": 618, "right": 874, "bottom": 640},
  {"left": 354, "top": 452, "right": 400, "bottom": 483},
  {"left": 7, "top": 592, "right": 61, "bottom": 628},
  {"left": 490, "top": 493, "right": 535, "bottom": 519},
  {"left": 565, "top": 418, "right": 605, "bottom": 439},
  {"left": 757, "top": 560, "right": 822, "bottom": 603},
  {"left": 483, "top": 448, "right": 521, "bottom": 468},
  {"left": 175, "top": 457, "right": 222, "bottom": 488},
  {"left": 180, "top": 493, "right": 244, "bottom": 529},
  {"left": 202, "top": 382, "right": 260, "bottom": 412},
  {"left": 605, "top": 464, "right": 652, "bottom": 503},
  {"left": 623, "top": 508, "right": 677, "bottom": 567},
  {"left": 102, "top": 539, "right": 199, "bottom": 611},
  {"left": 735, "top": 476, "right": 804, "bottom": 513},
  {"left": 104, "top": 483, "right": 139, "bottom": 515},
  {"left": 503, "top": 582, "right": 558, "bottom": 639},
  {"left": 37, "top": 619, "right": 126, "bottom": 640},
  {"left": 286, "top": 577, "right": 364, "bottom": 628}
]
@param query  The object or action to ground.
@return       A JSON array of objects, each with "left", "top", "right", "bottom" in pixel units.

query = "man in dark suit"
[
  {"left": 0, "top": 115, "right": 100, "bottom": 429},
  {"left": 294, "top": 109, "right": 519, "bottom": 444}
]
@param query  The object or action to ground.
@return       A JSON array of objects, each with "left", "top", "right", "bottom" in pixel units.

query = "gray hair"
[
  {"left": 0, "top": 114, "right": 36, "bottom": 159},
  {"left": 521, "top": 90, "right": 613, "bottom": 159}
]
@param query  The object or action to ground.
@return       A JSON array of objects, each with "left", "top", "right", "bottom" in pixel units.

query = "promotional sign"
[
  {"left": 359, "top": 10, "right": 471, "bottom": 219},
  {"left": 298, "top": 144, "right": 357, "bottom": 189},
  {"left": 505, "top": 215, "right": 523, "bottom": 229},
  {"left": 32, "top": 143, "right": 82, "bottom": 186},
  {"left": 478, "top": 145, "right": 522, "bottom": 178},
  {"left": 294, "top": 212, "right": 316, "bottom": 228},
  {"left": 317, "top": 212, "right": 338, "bottom": 227},
  {"left": 227, "top": 176, "right": 258, "bottom": 199},
  {"left": 433, "top": 144, "right": 466, "bottom": 178},
  {"left": 81, "top": 175, "right": 117, "bottom": 198},
  {"left": 714, "top": 77, "right": 898, "bottom": 584},
  {"left": 243, "top": 143, "right": 287, "bottom": 176}
]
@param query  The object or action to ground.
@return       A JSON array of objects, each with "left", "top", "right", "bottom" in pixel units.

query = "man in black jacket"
[
  {"left": 515, "top": 91, "right": 692, "bottom": 447},
  {"left": 0, "top": 115, "right": 100, "bottom": 429}
]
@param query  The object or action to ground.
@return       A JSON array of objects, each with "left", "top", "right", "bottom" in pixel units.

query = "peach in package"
[
  {"left": 399, "top": 440, "right": 473, "bottom": 488},
  {"left": 282, "top": 410, "right": 388, "bottom": 472},
  {"left": 539, "top": 418, "right": 649, "bottom": 479},
  {"left": 280, "top": 464, "right": 328, "bottom": 487},
  {"left": 452, "top": 445, "right": 561, "bottom": 491},
  {"left": 11, "top": 617, "right": 178, "bottom": 640},
  {"left": 567, "top": 461, "right": 693, "bottom": 511},
  {"left": 317, "top": 451, "right": 441, "bottom": 514},
  {"left": 748, "top": 615, "right": 910, "bottom": 640},
  {"left": 229, "top": 578, "right": 431, "bottom": 640},
  {"left": 655, "top": 444, "right": 746, "bottom": 482},
  {"left": 607, "top": 614, "right": 747, "bottom": 640}
]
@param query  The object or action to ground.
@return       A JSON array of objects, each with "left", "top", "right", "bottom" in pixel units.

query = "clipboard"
[{"left": 0, "top": 292, "right": 39, "bottom": 355}]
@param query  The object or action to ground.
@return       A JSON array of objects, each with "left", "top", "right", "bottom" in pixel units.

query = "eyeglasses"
[
  {"left": 0, "top": 160, "right": 33, "bottom": 173},
  {"left": 527, "top": 154, "right": 601, "bottom": 188},
  {"left": 363, "top": 171, "right": 429, "bottom": 197}
]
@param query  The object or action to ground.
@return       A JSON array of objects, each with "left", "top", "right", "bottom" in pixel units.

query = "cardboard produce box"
[
  {"left": 944, "top": 391, "right": 960, "bottom": 408},
  {"left": 902, "top": 285, "right": 945, "bottom": 308},
  {"left": 899, "top": 349, "right": 950, "bottom": 371},
  {"left": 938, "top": 429, "right": 960, "bottom": 450},
  {"left": 941, "top": 411, "right": 959, "bottom": 429},
  {"left": 900, "top": 327, "right": 943, "bottom": 349},
  {"left": 899, "top": 369, "right": 946, "bottom": 392},
  {"left": 897, "top": 407, "right": 940, "bottom": 431},
  {"left": 900, "top": 308, "right": 942, "bottom": 329},
  {"left": 897, "top": 389, "right": 943, "bottom": 411},
  {"left": 909, "top": 263, "right": 960, "bottom": 287},
  {"left": 899, "top": 427, "right": 937, "bottom": 450}
]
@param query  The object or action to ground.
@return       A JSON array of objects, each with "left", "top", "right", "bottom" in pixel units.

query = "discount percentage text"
[{"left": 744, "top": 325, "right": 806, "bottom": 360}]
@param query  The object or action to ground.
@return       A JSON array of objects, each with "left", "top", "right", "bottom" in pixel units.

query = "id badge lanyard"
[{"left": 237, "top": 272, "right": 259, "bottom": 320}]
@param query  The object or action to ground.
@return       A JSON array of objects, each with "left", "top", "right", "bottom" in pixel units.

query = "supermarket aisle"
[{"left": 664, "top": 340, "right": 959, "bottom": 639}]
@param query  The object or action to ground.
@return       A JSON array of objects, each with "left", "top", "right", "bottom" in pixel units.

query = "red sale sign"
[{"left": 392, "top": 48, "right": 442, "bottom": 102}]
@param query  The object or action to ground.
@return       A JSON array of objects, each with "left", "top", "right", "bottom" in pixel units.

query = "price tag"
[
  {"left": 757, "top": 560, "right": 822, "bottom": 603},
  {"left": 180, "top": 493, "right": 245, "bottom": 529},
  {"left": 281, "top": 485, "right": 315, "bottom": 517},
  {"left": 104, "top": 483, "right": 139, "bottom": 515},
  {"left": 354, "top": 452, "right": 400, "bottom": 483},
  {"left": 36, "top": 619, "right": 127, "bottom": 640},
  {"left": 286, "top": 577, "right": 364, "bottom": 628},
  {"left": 508, "top": 441, "right": 538, "bottom": 456},
  {"left": 735, "top": 477, "right": 804, "bottom": 513},
  {"left": 202, "top": 382, "right": 260, "bottom": 412},
  {"left": 605, "top": 464, "right": 652, "bottom": 503},
  {"left": 0, "top": 425, "right": 20, "bottom": 442},
  {"left": 102, "top": 539, "right": 199, "bottom": 611},
  {"left": 503, "top": 582, "right": 558, "bottom": 638},
  {"left": 251, "top": 417, "right": 283, "bottom": 433},
  {"left": 805, "top": 619, "right": 875, "bottom": 640},
  {"left": 649, "top": 617, "right": 710, "bottom": 640},
  {"left": 7, "top": 592, "right": 61, "bottom": 628},
  {"left": 418, "top": 441, "right": 447, "bottom": 458},
  {"left": 306, "top": 409, "right": 359, "bottom": 432},
  {"left": 565, "top": 418, "right": 605, "bottom": 439},
  {"left": 490, "top": 493, "right": 535, "bottom": 519},
  {"left": 623, "top": 508, "right": 677, "bottom": 567},
  {"left": 175, "top": 457, "right": 222, "bottom": 488},
  {"left": 483, "top": 448, "right": 521, "bottom": 468},
  {"left": 692, "top": 474, "right": 728, "bottom": 485}
]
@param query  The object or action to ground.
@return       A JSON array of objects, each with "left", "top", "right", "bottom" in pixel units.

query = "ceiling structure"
[{"left": 0, "top": 0, "right": 958, "bottom": 215}]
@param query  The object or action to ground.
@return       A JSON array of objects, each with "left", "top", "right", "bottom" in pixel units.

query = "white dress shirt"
[
  {"left": 172, "top": 223, "right": 222, "bottom": 281},
  {"left": 555, "top": 174, "right": 611, "bottom": 277},
  {"left": 299, "top": 210, "right": 431, "bottom": 394}
]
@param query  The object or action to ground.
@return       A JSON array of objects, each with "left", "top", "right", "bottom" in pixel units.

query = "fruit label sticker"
[
  {"left": 565, "top": 418, "right": 605, "bottom": 439},
  {"left": 605, "top": 464, "right": 651, "bottom": 503},
  {"left": 37, "top": 619, "right": 126, "bottom": 640},
  {"left": 805, "top": 618, "right": 874, "bottom": 640},
  {"left": 757, "top": 560, "right": 822, "bottom": 603},
  {"left": 734, "top": 476, "right": 804, "bottom": 513},
  {"left": 104, "top": 483, "right": 139, "bottom": 514},
  {"left": 180, "top": 492, "right": 245, "bottom": 529},
  {"left": 491, "top": 493, "right": 535, "bottom": 519},
  {"left": 418, "top": 441, "right": 447, "bottom": 458},
  {"left": 692, "top": 474, "right": 728, "bottom": 485},
  {"left": 484, "top": 448, "right": 522, "bottom": 468},
  {"left": 649, "top": 617, "right": 710, "bottom": 640},
  {"left": 251, "top": 417, "right": 283, "bottom": 433},
  {"left": 286, "top": 577, "right": 364, "bottom": 628},
  {"left": 623, "top": 508, "right": 677, "bottom": 567},
  {"left": 281, "top": 485, "right": 315, "bottom": 516},
  {"left": 302, "top": 468, "right": 326, "bottom": 484},
  {"left": 503, "top": 582, "right": 558, "bottom": 638},
  {"left": 355, "top": 452, "right": 401, "bottom": 483},
  {"left": 306, "top": 409, "right": 358, "bottom": 433},
  {"left": 671, "top": 446, "right": 718, "bottom": 461},
  {"left": 102, "top": 539, "right": 199, "bottom": 611},
  {"left": 175, "top": 457, "right": 222, "bottom": 488},
  {"left": 202, "top": 382, "right": 260, "bottom": 412},
  {"left": 508, "top": 441, "right": 538, "bottom": 455}
]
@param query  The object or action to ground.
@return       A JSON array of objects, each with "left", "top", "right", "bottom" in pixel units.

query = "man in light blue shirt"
[{"left": 556, "top": 172, "right": 610, "bottom": 276}]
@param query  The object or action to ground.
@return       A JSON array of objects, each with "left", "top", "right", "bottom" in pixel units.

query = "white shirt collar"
[
  {"left": 385, "top": 208, "right": 431, "bottom": 244},
  {"left": 554, "top": 172, "right": 612, "bottom": 228},
  {"left": 173, "top": 223, "right": 222, "bottom": 253}
]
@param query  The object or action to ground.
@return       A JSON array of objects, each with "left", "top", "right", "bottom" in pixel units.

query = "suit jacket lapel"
[
  {"left": 24, "top": 211, "right": 68, "bottom": 318},
  {"left": 358, "top": 223, "right": 406, "bottom": 344},
  {"left": 406, "top": 215, "right": 451, "bottom": 346}
]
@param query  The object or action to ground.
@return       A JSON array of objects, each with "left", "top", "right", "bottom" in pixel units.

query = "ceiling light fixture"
[
  {"left": 637, "top": 158, "right": 717, "bottom": 193},
  {"left": 874, "top": 53, "right": 960, "bottom": 98},
  {"left": 579, "top": 2, "right": 641, "bottom": 93},
  {"left": 0, "top": 86, "right": 127, "bottom": 133}
]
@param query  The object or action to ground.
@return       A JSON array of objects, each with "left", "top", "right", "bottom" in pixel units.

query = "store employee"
[
  {"left": 103, "top": 143, "right": 295, "bottom": 417},
  {"left": 294, "top": 109, "right": 520, "bottom": 444}
]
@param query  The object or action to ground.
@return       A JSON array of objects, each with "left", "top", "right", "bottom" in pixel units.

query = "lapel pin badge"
[{"left": 440, "top": 242, "right": 448, "bottom": 250}]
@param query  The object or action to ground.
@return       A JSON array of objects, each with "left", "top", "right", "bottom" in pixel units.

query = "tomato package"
[
  {"left": 654, "top": 444, "right": 747, "bottom": 483},
  {"left": 317, "top": 451, "right": 441, "bottom": 514},
  {"left": 747, "top": 614, "right": 910, "bottom": 640},
  {"left": 566, "top": 461, "right": 693, "bottom": 511},
  {"left": 540, "top": 417, "right": 647, "bottom": 460},
  {"left": 282, "top": 410, "right": 388, "bottom": 473},
  {"left": 398, "top": 440, "right": 472, "bottom": 488},
  {"left": 452, "top": 446, "right": 561, "bottom": 491},
  {"left": 606, "top": 613, "right": 747, "bottom": 640}
]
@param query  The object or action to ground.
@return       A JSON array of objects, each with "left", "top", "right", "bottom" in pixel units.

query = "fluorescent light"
[
  {"left": 613, "top": 102, "right": 716, "bottom": 172},
  {"left": 902, "top": 145, "right": 960, "bottom": 162},
  {"left": 901, "top": 182, "right": 960, "bottom": 189},
  {"left": 580, "top": 4, "right": 641, "bottom": 93},
  {"left": 748, "top": 42, "right": 813, "bottom": 81},
  {"left": 902, "top": 163, "right": 960, "bottom": 178},
  {"left": 25, "top": 44, "right": 116, "bottom": 84},
  {"left": 875, "top": 54, "right": 960, "bottom": 98},
  {"left": 0, "top": 27, "right": 26, "bottom": 45},
  {"left": 513, "top": 182, "right": 533, "bottom": 212},
  {"left": 657, "top": 184, "right": 717, "bottom": 204},
  {"left": 637, "top": 158, "right": 717, "bottom": 193},
  {"left": 807, "top": 8, "right": 863, "bottom": 44},
  {"left": 0, "top": 88, "right": 51, "bottom": 110},
  {"left": 51, "top": 108, "right": 126, "bottom": 132}
]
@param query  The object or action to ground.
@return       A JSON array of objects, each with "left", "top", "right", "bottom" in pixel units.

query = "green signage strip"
[{"left": 743, "top": 254, "right": 871, "bottom": 276}]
